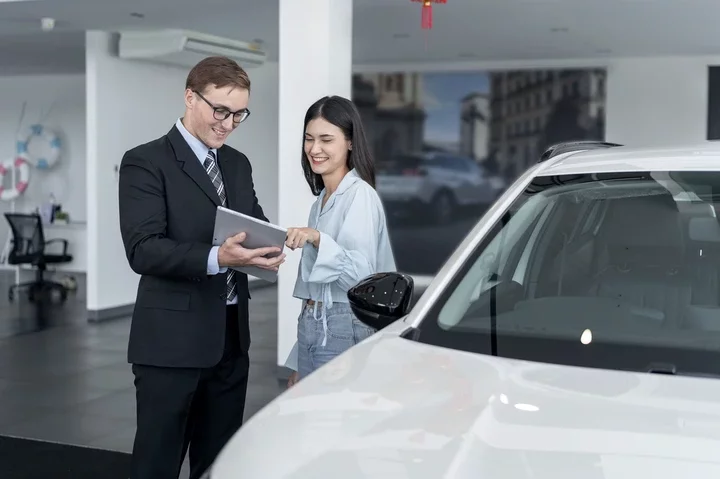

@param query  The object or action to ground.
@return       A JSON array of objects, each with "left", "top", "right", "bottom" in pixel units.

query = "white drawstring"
[{"left": 311, "top": 283, "right": 334, "bottom": 347}]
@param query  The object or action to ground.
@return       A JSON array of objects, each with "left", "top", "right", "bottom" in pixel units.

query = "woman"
[{"left": 284, "top": 95, "right": 396, "bottom": 387}]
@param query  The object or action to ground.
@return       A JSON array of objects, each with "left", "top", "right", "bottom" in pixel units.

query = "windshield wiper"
[
  {"left": 647, "top": 362, "right": 677, "bottom": 375},
  {"left": 647, "top": 362, "right": 720, "bottom": 379}
]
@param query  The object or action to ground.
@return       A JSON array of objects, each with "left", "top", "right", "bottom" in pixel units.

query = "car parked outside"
[{"left": 376, "top": 151, "right": 504, "bottom": 224}]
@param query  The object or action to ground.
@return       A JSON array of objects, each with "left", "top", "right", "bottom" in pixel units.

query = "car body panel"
[{"left": 213, "top": 328, "right": 720, "bottom": 478}]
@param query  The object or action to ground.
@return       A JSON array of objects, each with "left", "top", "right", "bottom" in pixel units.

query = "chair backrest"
[{"left": 4, "top": 213, "right": 45, "bottom": 263}]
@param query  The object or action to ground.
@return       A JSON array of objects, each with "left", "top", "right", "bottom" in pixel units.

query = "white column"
[{"left": 277, "top": 0, "right": 353, "bottom": 367}]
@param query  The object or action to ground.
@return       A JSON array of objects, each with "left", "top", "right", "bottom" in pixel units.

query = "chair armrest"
[{"left": 45, "top": 238, "right": 68, "bottom": 255}]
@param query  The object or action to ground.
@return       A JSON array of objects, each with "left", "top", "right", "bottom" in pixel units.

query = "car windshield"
[{"left": 414, "top": 170, "right": 720, "bottom": 378}]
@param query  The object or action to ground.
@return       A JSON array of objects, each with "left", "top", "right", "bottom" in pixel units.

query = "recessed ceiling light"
[
  {"left": 40, "top": 17, "right": 54, "bottom": 31},
  {"left": 130, "top": 12, "right": 144, "bottom": 18}
]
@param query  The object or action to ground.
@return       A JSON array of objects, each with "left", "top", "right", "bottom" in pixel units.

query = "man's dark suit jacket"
[{"left": 118, "top": 125, "right": 268, "bottom": 369}]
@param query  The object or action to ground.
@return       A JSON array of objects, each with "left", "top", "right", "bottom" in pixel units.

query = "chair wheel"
[{"left": 8, "top": 290, "right": 13, "bottom": 302}]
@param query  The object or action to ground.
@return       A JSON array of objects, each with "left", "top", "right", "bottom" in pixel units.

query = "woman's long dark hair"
[{"left": 301, "top": 95, "right": 375, "bottom": 196}]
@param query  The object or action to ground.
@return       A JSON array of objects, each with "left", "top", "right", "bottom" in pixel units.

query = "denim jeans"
[{"left": 297, "top": 302, "right": 375, "bottom": 379}]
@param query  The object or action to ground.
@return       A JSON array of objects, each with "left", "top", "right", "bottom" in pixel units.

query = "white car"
[
  {"left": 376, "top": 152, "right": 502, "bottom": 223},
  {"left": 205, "top": 141, "right": 720, "bottom": 478}
]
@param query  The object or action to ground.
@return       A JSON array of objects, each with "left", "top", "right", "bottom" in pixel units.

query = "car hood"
[{"left": 212, "top": 325, "right": 720, "bottom": 478}]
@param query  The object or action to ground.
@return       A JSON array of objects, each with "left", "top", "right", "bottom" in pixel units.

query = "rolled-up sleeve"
[{"left": 300, "top": 186, "right": 380, "bottom": 290}]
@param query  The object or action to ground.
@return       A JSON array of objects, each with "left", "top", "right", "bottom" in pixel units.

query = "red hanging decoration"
[{"left": 411, "top": 0, "right": 446, "bottom": 30}]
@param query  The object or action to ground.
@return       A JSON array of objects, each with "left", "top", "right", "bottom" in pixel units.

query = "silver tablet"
[{"left": 212, "top": 206, "right": 287, "bottom": 283}]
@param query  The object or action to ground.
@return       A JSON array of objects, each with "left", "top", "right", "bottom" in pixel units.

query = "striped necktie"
[{"left": 203, "top": 150, "right": 236, "bottom": 302}]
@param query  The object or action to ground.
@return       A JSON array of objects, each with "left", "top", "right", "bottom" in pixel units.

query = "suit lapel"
[
  {"left": 167, "top": 126, "right": 221, "bottom": 206},
  {"left": 217, "top": 145, "right": 240, "bottom": 210}
]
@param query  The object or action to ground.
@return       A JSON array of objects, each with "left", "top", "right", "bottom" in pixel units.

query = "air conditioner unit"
[{"left": 117, "top": 29, "right": 266, "bottom": 69}]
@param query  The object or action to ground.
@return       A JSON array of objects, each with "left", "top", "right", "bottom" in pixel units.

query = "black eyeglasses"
[{"left": 194, "top": 90, "right": 251, "bottom": 123}]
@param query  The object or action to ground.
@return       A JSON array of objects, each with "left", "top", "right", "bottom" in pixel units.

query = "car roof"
[{"left": 537, "top": 143, "right": 720, "bottom": 176}]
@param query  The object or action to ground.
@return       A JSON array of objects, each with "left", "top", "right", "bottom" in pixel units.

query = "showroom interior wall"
[
  {"left": 85, "top": 30, "right": 279, "bottom": 317},
  {"left": 0, "top": 73, "right": 86, "bottom": 272}
]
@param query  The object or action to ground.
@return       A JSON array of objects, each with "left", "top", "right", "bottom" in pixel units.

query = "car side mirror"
[{"left": 347, "top": 272, "right": 415, "bottom": 331}]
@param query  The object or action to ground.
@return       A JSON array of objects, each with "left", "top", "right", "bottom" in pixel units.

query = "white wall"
[
  {"left": 605, "top": 56, "right": 714, "bottom": 146},
  {"left": 0, "top": 73, "right": 86, "bottom": 270},
  {"left": 233, "top": 62, "right": 279, "bottom": 223},
  {"left": 86, "top": 31, "right": 278, "bottom": 314}
]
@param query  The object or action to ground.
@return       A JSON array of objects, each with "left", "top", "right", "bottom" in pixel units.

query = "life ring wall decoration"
[
  {"left": 0, "top": 155, "right": 31, "bottom": 202},
  {"left": 17, "top": 123, "right": 61, "bottom": 170}
]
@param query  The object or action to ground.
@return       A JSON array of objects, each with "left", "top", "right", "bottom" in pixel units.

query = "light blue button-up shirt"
[
  {"left": 285, "top": 168, "right": 397, "bottom": 369},
  {"left": 175, "top": 118, "right": 236, "bottom": 305}
]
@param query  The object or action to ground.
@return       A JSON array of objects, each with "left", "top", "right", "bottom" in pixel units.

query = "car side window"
[
  {"left": 434, "top": 155, "right": 472, "bottom": 172},
  {"left": 449, "top": 157, "right": 472, "bottom": 172},
  {"left": 467, "top": 160, "right": 484, "bottom": 178}
]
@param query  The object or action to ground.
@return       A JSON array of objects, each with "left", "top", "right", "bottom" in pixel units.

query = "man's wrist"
[{"left": 217, "top": 245, "right": 236, "bottom": 271}]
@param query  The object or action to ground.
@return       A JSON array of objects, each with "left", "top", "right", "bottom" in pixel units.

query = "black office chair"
[{"left": 4, "top": 213, "right": 73, "bottom": 303}]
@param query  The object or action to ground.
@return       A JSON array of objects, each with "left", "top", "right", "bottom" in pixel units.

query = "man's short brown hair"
[{"left": 185, "top": 56, "right": 251, "bottom": 93}]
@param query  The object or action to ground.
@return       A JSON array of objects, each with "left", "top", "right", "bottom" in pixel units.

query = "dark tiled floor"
[
  {"left": 0, "top": 269, "right": 88, "bottom": 340},
  {"left": 0, "top": 270, "right": 283, "bottom": 476}
]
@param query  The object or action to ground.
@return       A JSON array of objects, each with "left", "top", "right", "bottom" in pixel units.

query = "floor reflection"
[{"left": 0, "top": 270, "right": 86, "bottom": 339}]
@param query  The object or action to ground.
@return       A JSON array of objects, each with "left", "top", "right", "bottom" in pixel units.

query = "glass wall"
[{"left": 352, "top": 67, "right": 607, "bottom": 276}]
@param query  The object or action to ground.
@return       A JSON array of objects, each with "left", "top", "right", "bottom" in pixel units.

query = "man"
[{"left": 118, "top": 56, "right": 285, "bottom": 479}]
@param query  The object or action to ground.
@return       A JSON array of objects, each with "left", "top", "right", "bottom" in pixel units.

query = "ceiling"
[{"left": 2, "top": 0, "right": 720, "bottom": 74}]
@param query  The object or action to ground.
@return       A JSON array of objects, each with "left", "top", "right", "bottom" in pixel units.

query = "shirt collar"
[
  {"left": 175, "top": 118, "right": 217, "bottom": 163},
  {"left": 319, "top": 169, "right": 361, "bottom": 215}
]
